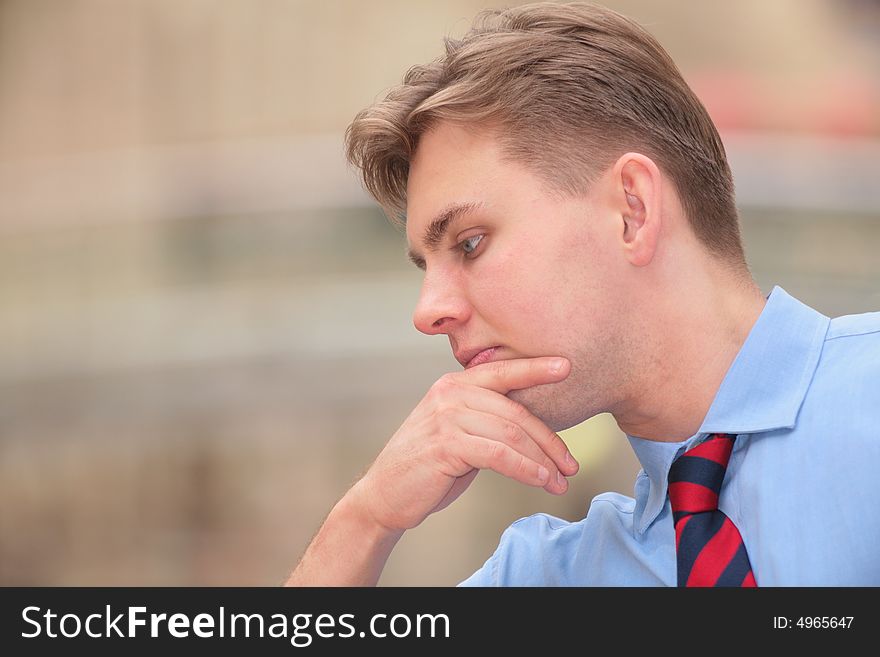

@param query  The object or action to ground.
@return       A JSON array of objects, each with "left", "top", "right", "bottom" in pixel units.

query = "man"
[{"left": 286, "top": 2, "right": 880, "bottom": 586}]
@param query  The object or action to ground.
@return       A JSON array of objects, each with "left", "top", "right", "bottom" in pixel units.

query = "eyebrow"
[{"left": 406, "top": 201, "right": 484, "bottom": 270}]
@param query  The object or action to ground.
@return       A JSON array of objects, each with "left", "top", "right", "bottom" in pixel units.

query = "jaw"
[{"left": 507, "top": 379, "right": 601, "bottom": 433}]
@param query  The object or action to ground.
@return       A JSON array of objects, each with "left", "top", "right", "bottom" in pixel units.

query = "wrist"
[
  {"left": 343, "top": 478, "right": 406, "bottom": 544},
  {"left": 284, "top": 480, "right": 404, "bottom": 587}
]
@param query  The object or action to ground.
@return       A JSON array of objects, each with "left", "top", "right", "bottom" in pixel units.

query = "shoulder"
[
  {"left": 796, "top": 307, "right": 880, "bottom": 439},
  {"left": 818, "top": 310, "right": 880, "bottom": 381},
  {"left": 826, "top": 309, "right": 880, "bottom": 342},
  {"left": 457, "top": 493, "right": 635, "bottom": 586},
  {"left": 500, "top": 493, "right": 635, "bottom": 557},
  {"left": 457, "top": 513, "right": 577, "bottom": 587}
]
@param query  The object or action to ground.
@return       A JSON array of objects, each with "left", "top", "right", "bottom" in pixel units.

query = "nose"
[{"left": 412, "top": 268, "right": 471, "bottom": 335}]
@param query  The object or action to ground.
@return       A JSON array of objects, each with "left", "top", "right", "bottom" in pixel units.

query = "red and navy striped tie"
[{"left": 667, "top": 433, "right": 757, "bottom": 587}]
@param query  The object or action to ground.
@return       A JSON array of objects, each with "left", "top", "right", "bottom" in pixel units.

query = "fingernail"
[
  {"left": 549, "top": 358, "right": 566, "bottom": 374},
  {"left": 565, "top": 451, "right": 577, "bottom": 470},
  {"left": 537, "top": 465, "right": 550, "bottom": 483},
  {"left": 556, "top": 471, "right": 567, "bottom": 490}
]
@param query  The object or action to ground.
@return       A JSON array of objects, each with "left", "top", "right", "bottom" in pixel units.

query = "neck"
[{"left": 613, "top": 270, "right": 766, "bottom": 442}]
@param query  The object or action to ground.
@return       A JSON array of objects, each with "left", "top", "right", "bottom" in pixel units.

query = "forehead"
[{"left": 405, "top": 123, "right": 520, "bottom": 242}]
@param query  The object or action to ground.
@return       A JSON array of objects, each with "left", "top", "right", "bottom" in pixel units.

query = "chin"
[{"left": 507, "top": 383, "right": 593, "bottom": 433}]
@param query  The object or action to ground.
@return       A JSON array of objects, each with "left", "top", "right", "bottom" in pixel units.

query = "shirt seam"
[
  {"left": 825, "top": 327, "right": 880, "bottom": 341},
  {"left": 490, "top": 549, "right": 499, "bottom": 585},
  {"left": 590, "top": 497, "right": 635, "bottom": 516}
]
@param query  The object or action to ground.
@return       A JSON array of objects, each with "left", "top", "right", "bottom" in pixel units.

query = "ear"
[{"left": 610, "top": 153, "right": 663, "bottom": 267}]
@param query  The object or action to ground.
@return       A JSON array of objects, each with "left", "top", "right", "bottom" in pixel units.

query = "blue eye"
[{"left": 461, "top": 234, "right": 484, "bottom": 255}]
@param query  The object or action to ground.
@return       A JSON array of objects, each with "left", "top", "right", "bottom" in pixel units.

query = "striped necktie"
[{"left": 667, "top": 433, "right": 757, "bottom": 587}]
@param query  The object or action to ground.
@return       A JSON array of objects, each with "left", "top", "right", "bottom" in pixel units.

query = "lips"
[{"left": 457, "top": 346, "right": 501, "bottom": 369}]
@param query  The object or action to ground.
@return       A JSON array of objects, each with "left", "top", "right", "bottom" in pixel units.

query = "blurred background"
[{"left": 1, "top": 0, "right": 878, "bottom": 585}]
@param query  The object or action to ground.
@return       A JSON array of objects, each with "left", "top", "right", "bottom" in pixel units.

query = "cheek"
[
  {"left": 553, "top": 225, "right": 618, "bottom": 321},
  {"left": 471, "top": 238, "right": 567, "bottom": 338},
  {"left": 501, "top": 225, "right": 616, "bottom": 349},
  {"left": 470, "top": 259, "right": 534, "bottom": 317}
]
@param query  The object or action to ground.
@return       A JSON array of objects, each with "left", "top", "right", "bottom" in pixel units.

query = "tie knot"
[{"left": 668, "top": 433, "right": 736, "bottom": 516}]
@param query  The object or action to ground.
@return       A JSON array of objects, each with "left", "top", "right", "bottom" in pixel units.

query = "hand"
[{"left": 351, "top": 356, "right": 579, "bottom": 533}]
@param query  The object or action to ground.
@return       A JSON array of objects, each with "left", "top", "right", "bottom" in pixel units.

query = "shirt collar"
[
  {"left": 697, "top": 286, "right": 829, "bottom": 435},
  {"left": 626, "top": 286, "right": 830, "bottom": 535}
]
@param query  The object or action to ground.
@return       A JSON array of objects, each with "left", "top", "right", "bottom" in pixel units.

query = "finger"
[
  {"left": 454, "top": 408, "right": 568, "bottom": 493},
  {"left": 453, "top": 356, "right": 570, "bottom": 395},
  {"left": 458, "top": 433, "right": 560, "bottom": 492},
  {"left": 459, "top": 385, "right": 579, "bottom": 477}
]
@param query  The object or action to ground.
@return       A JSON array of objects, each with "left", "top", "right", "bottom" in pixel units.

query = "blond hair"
[{"left": 345, "top": 1, "right": 745, "bottom": 266}]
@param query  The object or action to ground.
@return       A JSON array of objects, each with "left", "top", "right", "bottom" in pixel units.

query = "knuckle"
[
  {"left": 436, "top": 372, "right": 458, "bottom": 390},
  {"left": 488, "top": 440, "right": 507, "bottom": 464},
  {"left": 515, "top": 454, "right": 532, "bottom": 478},
  {"left": 502, "top": 421, "right": 523, "bottom": 445},
  {"left": 508, "top": 400, "right": 532, "bottom": 424},
  {"left": 425, "top": 381, "right": 459, "bottom": 413},
  {"left": 426, "top": 376, "right": 453, "bottom": 401},
  {"left": 492, "top": 359, "right": 512, "bottom": 378}
]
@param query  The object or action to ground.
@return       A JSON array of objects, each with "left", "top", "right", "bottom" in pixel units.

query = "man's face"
[{"left": 405, "top": 122, "right": 631, "bottom": 431}]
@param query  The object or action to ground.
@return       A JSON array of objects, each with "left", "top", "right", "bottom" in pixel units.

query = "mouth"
[{"left": 460, "top": 346, "right": 501, "bottom": 369}]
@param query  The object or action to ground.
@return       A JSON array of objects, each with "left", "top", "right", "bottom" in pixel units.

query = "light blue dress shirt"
[{"left": 459, "top": 287, "right": 880, "bottom": 586}]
